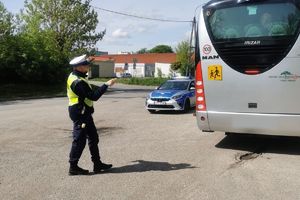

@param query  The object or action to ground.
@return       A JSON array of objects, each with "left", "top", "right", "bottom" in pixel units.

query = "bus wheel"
[{"left": 183, "top": 99, "right": 190, "bottom": 113}]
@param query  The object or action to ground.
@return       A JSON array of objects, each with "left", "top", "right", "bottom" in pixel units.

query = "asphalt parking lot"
[{"left": 1, "top": 83, "right": 300, "bottom": 200}]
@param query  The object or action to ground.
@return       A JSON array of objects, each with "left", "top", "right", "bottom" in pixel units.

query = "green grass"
[
  {"left": 0, "top": 83, "right": 66, "bottom": 101},
  {"left": 92, "top": 77, "right": 168, "bottom": 86}
]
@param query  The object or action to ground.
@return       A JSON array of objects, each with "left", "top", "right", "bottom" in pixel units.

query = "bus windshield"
[{"left": 207, "top": 2, "right": 300, "bottom": 40}]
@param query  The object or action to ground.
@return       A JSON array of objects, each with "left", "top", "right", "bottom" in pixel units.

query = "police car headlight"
[{"left": 172, "top": 94, "right": 182, "bottom": 100}]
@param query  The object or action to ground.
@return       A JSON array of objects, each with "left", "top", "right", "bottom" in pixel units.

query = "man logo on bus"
[
  {"left": 203, "top": 44, "right": 212, "bottom": 54},
  {"left": 202, "top": 55, "right": 220, "bottom": 60}
]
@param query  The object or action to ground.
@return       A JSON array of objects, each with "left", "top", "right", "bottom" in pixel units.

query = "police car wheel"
[
  {"left": 183, "top": 99, "right": 190, "bottom": 112},
  {"left": 148, "top": 109, "right": 156, "bottom": 114}
]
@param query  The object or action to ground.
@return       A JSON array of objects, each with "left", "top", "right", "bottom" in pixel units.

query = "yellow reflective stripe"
[
  {"left": 67, "top": 74, "right": 79, "bottom": 106},
  {"left": 80, "top": 78, "right": 93, "bottom": 107},
  {"left": 67, "top": 73, "right": 93, "bottom": 107}
]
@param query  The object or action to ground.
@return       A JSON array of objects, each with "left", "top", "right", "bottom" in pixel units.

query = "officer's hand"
[{"left": 106, "top": 78, "right": 117, "bottom": 86}]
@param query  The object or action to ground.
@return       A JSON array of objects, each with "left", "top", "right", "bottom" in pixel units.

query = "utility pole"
[
  {"left": 133, "top": 58, "right": 137, "bottom": 77},
  {"left": 188, "top": 17, "right": 197, "bottom": 77}
]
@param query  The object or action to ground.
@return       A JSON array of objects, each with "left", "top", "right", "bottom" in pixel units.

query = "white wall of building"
[
  {"left": 114, "top": 63, "right": 124, "bottom": 77},
  {"left": 128, "top": 63, "right": 145, "bottom": 77},
  {"left": 115, "top": 63, "right": 124, "bottom": 69},
  {"left": 114, "top": 63, "right": 145, "bottom": 77},
  {"left": 114, "top": 62, "right": 180, "bottom": 78},
  {"left": 154, "top": 63, "right": 180, "bottom": 78}
]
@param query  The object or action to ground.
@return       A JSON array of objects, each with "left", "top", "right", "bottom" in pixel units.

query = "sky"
[{"left": 2, "top": 0, "right": 208, "bottom": 54}]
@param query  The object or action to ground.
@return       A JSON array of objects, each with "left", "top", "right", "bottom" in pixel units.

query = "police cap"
[{"left": 69, "top": 54, "right": 91, "bottom": 67}]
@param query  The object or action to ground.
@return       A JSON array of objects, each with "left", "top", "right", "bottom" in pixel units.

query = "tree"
[
  {"left": 136, "top": 48, "right": 148, "bottom": 54},
  {"left": 173, "top": 40, "right": 193, "bottom": 76},
  {"left": 0, "top": 2, "right": 14, "bottom": 37},
  {"left": 149, "top": 45, "right": 173, "bottom": 53},
  {"left": 0, "top": 2, "right": 18, "bottom": 83},
  {"left": 171, "top": 61, "right": 182, "bottom": 71},
  {"left": 157, "top": 68, "right": 163, "bottom": 78},
  {"left": 13, "top": 0, "right": 105, "bottom": 83},
  {"left": 22, "top": 0, "right": 105, "bottom": 57}
]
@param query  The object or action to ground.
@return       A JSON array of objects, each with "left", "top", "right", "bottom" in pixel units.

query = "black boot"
[
  {"left": 94, "top": 161, "right": 113, "bottom": 173},
  {"left": 69, "top": 165, "right": 89, "bottom": 175}
]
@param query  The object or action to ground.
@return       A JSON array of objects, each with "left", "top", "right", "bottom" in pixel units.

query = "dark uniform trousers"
[{"left": 69, "top": 114, "right": 100, "bottom": 166}]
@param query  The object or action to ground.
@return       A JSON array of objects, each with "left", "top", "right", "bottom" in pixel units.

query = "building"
[
  {"left": 89, "top": 57, "right": 115, "bottom": 78},
  {"left": 92, "top": 53, "right": 178, "bottom": 78}
]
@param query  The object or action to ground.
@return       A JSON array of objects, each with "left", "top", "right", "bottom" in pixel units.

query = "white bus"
[{"left": 195, "top": 0, "right": 300, "bottom": 136}]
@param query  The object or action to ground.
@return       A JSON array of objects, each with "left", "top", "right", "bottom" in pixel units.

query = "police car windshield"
[{"left": 158, "top": 81, "right": 189, "bottom": 90}]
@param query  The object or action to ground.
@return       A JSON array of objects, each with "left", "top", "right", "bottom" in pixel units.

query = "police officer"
[{"left": 67, "top": 54, "right": 116, "bottom": 175}]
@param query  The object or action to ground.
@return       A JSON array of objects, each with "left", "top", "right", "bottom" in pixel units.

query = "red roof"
[
  {"left": 90, "top": 57, "right": 111, "bottom": 62},
  {"left": 92, "top": 53, "right": 176, "bottom": 64}
]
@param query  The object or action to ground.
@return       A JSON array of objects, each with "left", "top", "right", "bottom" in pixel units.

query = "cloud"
[
  {"left": 112, "top": 28, "right": 130, "bottom": 38},
  {"left": 137, "top": 27, "right": 147, "bottom": 33},
  {"left": 93, "top": 0, "right": 203, "bottom": 54},
  {"left": 101, "top": 36, "right": 133, "bottom": 46},
  {"left": 130, "top": 24, "right": 156, "bottom": 34}
]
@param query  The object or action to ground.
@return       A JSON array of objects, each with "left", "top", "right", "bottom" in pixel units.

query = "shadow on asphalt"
[
  {"left": 96, "top": 126, "right": 123, "bottom": 136},
  {"left": 97, "top": 160, "right": 196, "bottom": 174},
  {"left": 216, "top": 134, "right": 300, "bottom": 155}
]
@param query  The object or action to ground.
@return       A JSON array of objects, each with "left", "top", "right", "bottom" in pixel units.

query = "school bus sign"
[{"left": 208, "top": 65, "right": 222, "bottom": 80}]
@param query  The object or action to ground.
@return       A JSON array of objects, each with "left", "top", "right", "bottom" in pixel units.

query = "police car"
[{"left": 145, "top": 78, "right": 195, "bottom": 113}]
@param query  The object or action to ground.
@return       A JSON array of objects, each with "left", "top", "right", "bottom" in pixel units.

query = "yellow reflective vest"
[{"left": 67, "top": 73, "right": 93, "bottom": 107}]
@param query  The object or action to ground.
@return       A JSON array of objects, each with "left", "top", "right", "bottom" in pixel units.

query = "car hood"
[{"left": 151, "top": 90, "right": 182, "bottom": 98}]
